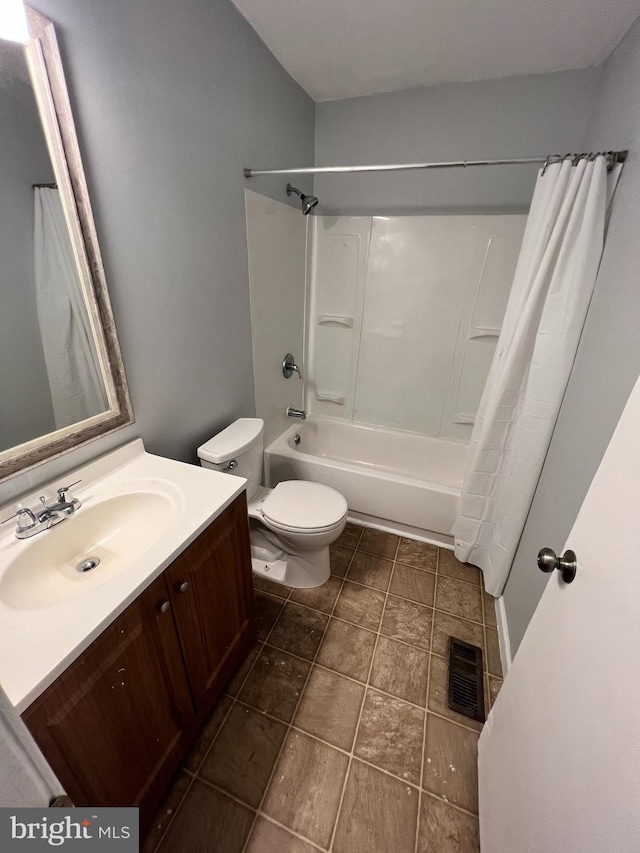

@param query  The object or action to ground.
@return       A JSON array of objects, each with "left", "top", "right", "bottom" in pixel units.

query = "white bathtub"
[{"left": 265, "top": 416, "right": 468, "bottom": 544}]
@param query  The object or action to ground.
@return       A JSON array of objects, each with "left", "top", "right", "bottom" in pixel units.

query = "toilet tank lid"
[{"left": 197, "top": 418, "right": 264, "bottom": 464}]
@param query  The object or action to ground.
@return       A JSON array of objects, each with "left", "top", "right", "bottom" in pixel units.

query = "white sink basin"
[
  {"left": 0, "top": 439, "right": 247, "bottom": 712},
  {"left": 0, "top": 492, "right": 174, "bottom": 610}
]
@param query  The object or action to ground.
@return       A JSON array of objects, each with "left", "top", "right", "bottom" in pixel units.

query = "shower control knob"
[{"left": 537, "top": 547, "right": 577, "bottom": 584}]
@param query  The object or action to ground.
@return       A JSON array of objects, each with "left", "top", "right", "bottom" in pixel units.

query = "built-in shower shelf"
[
  {"left": 317, "top": 314, "right": 354, "bottom": 328},
  {"left": 468, "top": 328, "right": 500, "bottom": 341},
  {"left": 315, "top": 391, "right": 346, "bottom": 404}
]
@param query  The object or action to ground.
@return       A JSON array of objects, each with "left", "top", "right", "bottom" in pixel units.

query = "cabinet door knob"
[
  {"left": 159, "top": 601, "right": 171, "bottom": 614},
  {"left": 179, "top": 582, "right": 189, "bottom": 593}
]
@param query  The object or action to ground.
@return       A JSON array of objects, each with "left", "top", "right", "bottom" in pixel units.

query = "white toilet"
[{"left": 197, "top": 418, "right": 348, "bottom": 588}]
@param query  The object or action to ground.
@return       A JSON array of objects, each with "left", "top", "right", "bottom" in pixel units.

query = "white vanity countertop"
[{"left": 0, "top": 439, "right": 247, "bottom": 713}]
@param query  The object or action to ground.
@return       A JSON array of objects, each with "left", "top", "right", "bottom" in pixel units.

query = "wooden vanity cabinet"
[
  {"left": 22, "top": 572, "right": 194, "bottom": 813},
  {"left": 23, "top": 492, "right": 255, "bottom": 824},
  {"left": 166, "top": 492, "right": 255, "bottom": 717}
]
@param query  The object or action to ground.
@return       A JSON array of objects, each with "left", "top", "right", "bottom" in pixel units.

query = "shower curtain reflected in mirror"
[
  {"left": 34, "top": 187, "right": 108, "bottom": 429},
  {"left": 453, "top": 156, "right": 622, "bottom": 596}
]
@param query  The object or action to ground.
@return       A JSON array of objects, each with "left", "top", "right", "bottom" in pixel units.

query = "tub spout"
[{"left": 286, "top": 407, "right": 306, "bottom": 420}]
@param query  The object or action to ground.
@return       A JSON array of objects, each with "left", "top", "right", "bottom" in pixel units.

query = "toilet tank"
[{"left": 197, "top": 418, "right": 264, "bottom": 500}]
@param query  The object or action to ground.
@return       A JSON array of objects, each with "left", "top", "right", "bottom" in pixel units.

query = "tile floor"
[{"left": 144, "top": 524, "right": 503, "bottom": 853}]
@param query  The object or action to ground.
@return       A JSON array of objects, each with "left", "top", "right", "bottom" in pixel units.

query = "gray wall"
[
  {"left": 0, "top": 73, "right": 55, "bottom": 452},
  {"left": 0, "top": 0, "right": 314, "bottom": 505},
  {"left": 314, "top": 69, "right": 600, "bottom": 215},
  {"left": 503, "top": 16, "right": 640, "bottom": 654}
]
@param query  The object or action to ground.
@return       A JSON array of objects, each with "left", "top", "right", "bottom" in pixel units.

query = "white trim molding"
[{"left": 495, "top": 595, "right": 512, "bottom": 675}]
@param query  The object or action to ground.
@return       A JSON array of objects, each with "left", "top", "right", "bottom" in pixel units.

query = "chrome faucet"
[
  {"left": 42, "top": 482, "right": 82, "bottom": 517},
  {"left": 286, "top": 407, "right": 306, "bottom": 420},
  {"left": 1, "top": 481, "right": 82, "bottom": 539}
]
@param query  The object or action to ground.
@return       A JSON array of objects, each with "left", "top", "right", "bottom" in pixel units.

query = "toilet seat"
[{"left": 261, "top": 481, "right": 348, "bottom": 533}]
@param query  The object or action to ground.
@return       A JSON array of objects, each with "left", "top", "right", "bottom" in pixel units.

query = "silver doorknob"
[
  {"left": 537, "top": 547, "right": 577, "bottom": 584},
  {"left": 179, "top": 582, "right": 189, "bottom": 593},
  {"left": 159, "top": 601, "right": 171, "bottom": 614}
]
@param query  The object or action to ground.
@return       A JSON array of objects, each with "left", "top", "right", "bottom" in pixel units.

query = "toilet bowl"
[{"left": 197, "top": 418, "right": 347, "bottom": 588}]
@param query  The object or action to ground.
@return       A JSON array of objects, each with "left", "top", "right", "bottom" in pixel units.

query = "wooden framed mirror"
[{"left": 0, "top": 7, "right": 133, "bottom": 481}]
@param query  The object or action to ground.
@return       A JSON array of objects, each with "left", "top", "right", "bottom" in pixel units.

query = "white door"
[{"left": 479, "top": 372, "right": 640, "bottom": 852}]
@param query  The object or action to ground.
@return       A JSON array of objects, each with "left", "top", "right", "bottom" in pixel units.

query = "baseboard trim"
[{"left": 495, "top": 596, "right": 512, "bottom": 676}]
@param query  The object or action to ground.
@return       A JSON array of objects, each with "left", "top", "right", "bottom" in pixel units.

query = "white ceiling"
[{"left": 230, "top": 0, "right": 640, "bottom": 101}]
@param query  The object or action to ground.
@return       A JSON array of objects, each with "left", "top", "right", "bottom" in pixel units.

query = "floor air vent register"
[{"left": 448, "top": 637, "right": 485, "bottom": 723}]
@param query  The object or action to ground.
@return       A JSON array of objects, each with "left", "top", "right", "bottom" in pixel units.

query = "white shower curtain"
[
  {"left": 453, "top": 156, "right": 618, "bottom": 597},
  {"left": 34, "top": 187, "right": 107, "bottom": 428}
]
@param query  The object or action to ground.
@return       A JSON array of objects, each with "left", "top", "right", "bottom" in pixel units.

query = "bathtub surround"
[
  {"left": 454, "top": 157, "right": 616, "bottom": 596},
  {"left": 503, "top": 16, "right": 640, "bottom": 652},
  {"left": 307, "top": 214, "right": 526, "bottom": 441},
  {"left": 244, "top": 190, "right": 305, "bottom": 447}
]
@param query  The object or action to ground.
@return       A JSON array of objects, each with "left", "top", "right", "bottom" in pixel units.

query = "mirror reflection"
[{"left": 0, "top": 39, "right": 108, "bottom": 455}]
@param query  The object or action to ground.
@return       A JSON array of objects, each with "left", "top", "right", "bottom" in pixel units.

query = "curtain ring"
[{"left": 541, "top": 155, "right": 551, "bottom": 176}]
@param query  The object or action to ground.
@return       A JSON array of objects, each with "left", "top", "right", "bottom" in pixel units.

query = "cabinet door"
[
  {"left": 167, "top": 492, "right": 256, "bottom": 716},
  {"left": 23, "top": 574, "right": 195, "bottom": 812}
]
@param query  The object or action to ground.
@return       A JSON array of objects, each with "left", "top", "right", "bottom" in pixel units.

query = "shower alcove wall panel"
[{"left": 306, "top": 214, "right": 527, "bottom": 442}]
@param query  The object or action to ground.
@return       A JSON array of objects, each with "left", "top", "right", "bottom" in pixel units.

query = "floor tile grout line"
[
  {"left": 231, "top": 683, "right": 482, "bottom": 761},
  {"left": 165, "top": 583, "right": 289, "bottom": 852},
  {"left": 193, "top": 711, "right": 482, "bottom": 824},
  {"left": 282, "top": 575, "right": 486, "bottom": 629},
  {"left": 258, "top": 641, "right": 485, "bottom": 734},
  {"left": 152, "top": 581, "right": 289, "bottom": 852},
  {"left": 195, "top": 775, "right": 329, "bottom": 852},
  {"left": 239, "top": 545, "right": 358, "bottom": 853},
  {"left": 433, "top": 545, "right": 481, "bottom": 822},
  {"left": 264, "top": 605, "right": 470, "bottom": 656},
  {"left": 147, "top": 594, "right": 283, "bottom": 852},
  {"left": 253, "top": 814, "right": 327, "bottom": 852},
  {"left": 149, "top": 644, "right": 255, "bottom": 853},
  {"left": 260, "top": 547, "right": 492, "bottom": 724},
  {"left": 258, "top": 588, "right": 484, "bottom": 731},
  {"left": 146, "top": 770, "right": 197, "bottom": 853},
  {"left": 150, "top": 535, "right": 479, "bottom": 852},
  {"left": 161, "top": 535, "right": 478, "bottom": 846},
  {"left": 420, "top": 786, "right": 481, "bottom": 819},
  {"left": 191, "top": 694, "right": 482, "bottom": 823},
  {"left": 436, "top": 569, "right": 483, "bottom": 589},
  {"left": 415, "top": 545, "right": 440, "bottom": 853},
  {"left": 327, "top": 535, "right": 401, "bottom": 853}
]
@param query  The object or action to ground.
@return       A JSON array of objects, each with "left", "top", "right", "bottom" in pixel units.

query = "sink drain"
[{"left": 77, "top": 557, "right": 100, "bottom": 573}]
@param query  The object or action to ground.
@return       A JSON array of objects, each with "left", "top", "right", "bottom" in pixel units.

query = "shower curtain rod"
[{"left": 244, "top": 150, "right": 628, "bottom": 178}]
